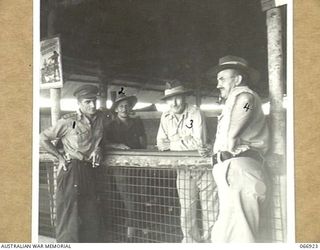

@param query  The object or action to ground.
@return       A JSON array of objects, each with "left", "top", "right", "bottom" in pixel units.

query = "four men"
[{"left": 40, "top": 55, "right": 270, "bottom": 243}]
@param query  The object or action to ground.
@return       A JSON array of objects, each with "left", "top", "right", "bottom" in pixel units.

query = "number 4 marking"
[{"left": 243, "top": 103, "right": 251, "bottom": 112}]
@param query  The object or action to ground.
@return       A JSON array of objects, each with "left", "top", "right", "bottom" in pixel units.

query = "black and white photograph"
[{"left": 36, "top": 0, "right": 293, "bottom": 244}]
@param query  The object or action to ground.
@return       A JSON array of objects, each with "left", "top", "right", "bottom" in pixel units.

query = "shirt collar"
[
  {"left": 76, "top": 109, "right": 83, "bottom": 121},
  {"left": 77, "top": 109, "right": 98, "bottom": 124},
  {"left": 115, "top": 116, "right": 134, "bottom": 127}
]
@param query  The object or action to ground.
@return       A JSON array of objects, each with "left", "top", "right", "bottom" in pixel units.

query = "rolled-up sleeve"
[
  {"left": 228, "top": 93, "right": 253, "bottom": 152},
  {"left": 40, "top": 119, "right": 69, "bottom": 141},
  {"left": 156, "top": 114, "right": 169, "bottom": 144},
  {"left": 191, "top": 110, "right": 207, "bottom": 146}
]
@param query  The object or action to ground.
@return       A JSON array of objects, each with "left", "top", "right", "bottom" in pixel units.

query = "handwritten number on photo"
[
  {"left": 186, "top": 119, "right": 193, "bottom": 129},
  {"left": 243, "top": 103, "right": 251, "bottom": 112},
  {"left": 118, "top": 87, "right": 124, "bottom": 95}
]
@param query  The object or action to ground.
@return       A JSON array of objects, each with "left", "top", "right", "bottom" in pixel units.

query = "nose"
[
  {"left": 217, "top": 81, "right": 223, "bottom": 89},
  {"left": 89, "top": 101, "right": 96, "bottom": 108}
]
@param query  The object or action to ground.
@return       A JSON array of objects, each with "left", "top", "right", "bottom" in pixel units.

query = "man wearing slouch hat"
[
  {"left": 207, "top": 55, "right": 270, "bottom": 242},
  {"left": 157, "top": 81, "right": 216, "bottom": 243},
  {"left": 104, "top": 92, "right": 147, "bottom": 240}
]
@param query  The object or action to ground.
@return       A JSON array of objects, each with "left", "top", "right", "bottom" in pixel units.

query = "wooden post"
[
  {"left": 99, "top": 82, "right": 108, "bottom": 109},
  {"left": 267, "top": 7, "right": 285, "bottom": 157},
  {"left": 46, "top": 0, "right": 60, "bottom": 230},
  {"left": 50, "top": 89, "right": 61, "bottom": 126},
  {"left": 48, "top": 1, "right": 61, "bottom": 125},
  {"left": 195, "top": 89, "right": 201, "bottom": 108},
  {"left": 266, "top": 6, "right": 287, "bottom": 242}
]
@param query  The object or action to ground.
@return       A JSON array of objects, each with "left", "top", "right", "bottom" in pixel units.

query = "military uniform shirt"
[
  {"left": 41, "top": 110, "right": 106, "bottom": 160},
  {"left": 157, "top": 104, "right": 207, "bottom": 151},
  {"left": 213, "top": 86, "right": 269, "bottom": 155},
  {"left": 105, "top": 116, "right": 146, "bottom": 149}
]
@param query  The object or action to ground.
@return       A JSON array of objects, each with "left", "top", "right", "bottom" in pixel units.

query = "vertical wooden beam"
[
  {"left": 50, "top": 89, "right": 61, "bottom": 126},
  {"left": 267, "top": 7, "right": 285, "bottom": 157},
  {"left": 47, "top": 2, "right": 60, "bottom": 230},
  {"left": 266, "top": 6, "right": 287, "bottom": 242},
  {"left": 195, "top": 89, "right": 201, "bottom": 107},
  {"left": 48, "top": 1, "right": 61, "bottom": 125},
  {"left": 99, "top": 82, "right": 108, "bottom": 109}
]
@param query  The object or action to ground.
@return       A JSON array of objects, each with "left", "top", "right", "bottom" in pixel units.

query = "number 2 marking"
[{"left": 118, "top": 87, "right": 124, "bottom": 95}]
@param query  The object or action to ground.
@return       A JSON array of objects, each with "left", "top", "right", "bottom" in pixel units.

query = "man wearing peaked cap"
[
  {"left": 207, "top": 56, "right": 270, "bottom": 242},
  {"left": 73, "top": 84, "right": 100, "bottom": 100},
  {"left": 156, "top": 81, "right": 216, "bottom": 243},
  {"left": 40, "top": 84, "right": 107, "bottom": 242}
]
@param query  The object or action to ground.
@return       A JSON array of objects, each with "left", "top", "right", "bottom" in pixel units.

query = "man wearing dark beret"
[{"left": 40, "top": 84, "right": 109, "bottom": 242}]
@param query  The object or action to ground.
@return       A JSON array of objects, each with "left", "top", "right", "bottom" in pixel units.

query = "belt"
[
  {"left": 68, "top": 158, "right": 98, "bottom": 167},
  {"left": 212, "top": 149, "right": 263, "bottom": 166}
]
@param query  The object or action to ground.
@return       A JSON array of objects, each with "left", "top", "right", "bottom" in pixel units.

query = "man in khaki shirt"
[
  {"left": 157, "top": 82, "right": 216, "bottom": 243},
  {"left": 207, "top": 56, "right": 270, "bottom": 242},
  {"left": 40, "top": 85, "right": 108, "bottom": 242}
]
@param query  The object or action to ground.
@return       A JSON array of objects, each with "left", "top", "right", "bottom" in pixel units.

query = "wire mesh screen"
[
  {"left": 39, "top": 161, "right": 56, "bottom": 238},
  {"left": 39, "top": 151, "right": 286, "bottom": 243},
  {"left": 96, "top": 166, "right": 218, "bottom": 243}
]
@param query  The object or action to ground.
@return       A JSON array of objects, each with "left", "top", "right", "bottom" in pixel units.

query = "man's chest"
[
  {"left": 65, "top": 119, "right": 103, "bottom": 144},
  {"left": 166, "top": 115, "right": 195, "bottom": 137}
]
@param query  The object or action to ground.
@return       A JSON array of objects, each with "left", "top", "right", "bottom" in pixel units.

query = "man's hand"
[
  {"left": 113, "top": 143, "right": 130, "bottom": 150},
  {"left": 57, "top": 154, "right": 69, "bottom": 173},
  {"left": 218, "top": 151, "right": 234, "bottom": 162},
  {"left": 157, "top": 139, "right": 170, "bottom": 151},
  {"left": 89, "top": 149, "right": 102, "bottom": 168},
  {"left": 198, "top": 144, "right": 213, "bottom": 157}
]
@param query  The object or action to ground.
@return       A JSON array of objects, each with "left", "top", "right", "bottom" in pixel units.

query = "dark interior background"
[{"left": 40, "top": 0, "right": 287, "bottom": 99}]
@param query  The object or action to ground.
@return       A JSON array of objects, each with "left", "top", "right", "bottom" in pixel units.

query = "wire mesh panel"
[
  {"left": 39, "top": 161, "right": 56, "bottom": 238},
  {"left": 39, "top": 150, "right": 286, "bottom": 243},
  {"left": 96, "top": 166, "right": 219, "bottom": 243},
  {"left": 96, "top": 167, "right": 180, "bottom": 242}
]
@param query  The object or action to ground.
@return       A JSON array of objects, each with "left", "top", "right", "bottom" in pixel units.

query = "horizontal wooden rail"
[{"left": 40, "top": 149, "right": 212, "bottom": 169}]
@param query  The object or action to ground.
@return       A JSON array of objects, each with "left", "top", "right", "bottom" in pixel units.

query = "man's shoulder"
[
  {"left": 233, "top": 86, "right": 258, "bottom": 99},
  {"left": 187, "top": 105, "right": 202, "bottom": 116},
  {"left": 95, "top": 110, "right": 114, "bottom": 123},
  {"left": 61, "top": 112, "right": 78, "bottom": 120},
  {"left": 235, "top": 92, "right": 256, "bottom": 104},
  {"left": 97, "top": 109, "right": 114, "bottom": 118},
  {"left": 161, "top": 110, "right": 173, "bottom": 119}
]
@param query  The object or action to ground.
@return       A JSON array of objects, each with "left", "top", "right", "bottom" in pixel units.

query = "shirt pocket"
[{"left": 71, "top": 125, "right": 91, "bottom": 146}]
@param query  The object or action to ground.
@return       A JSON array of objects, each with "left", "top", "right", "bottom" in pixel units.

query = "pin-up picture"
[{"left": 40, "top": 36, "right": 63, "bottom": 89}]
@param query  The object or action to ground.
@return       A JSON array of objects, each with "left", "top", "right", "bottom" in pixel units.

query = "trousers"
[
  {"left": 211, "top": 157, "right": 268, "bottom": 243},
  {"left": 113, "top": 168, "right": 141, "bottom": 228},
  {"left": 55, "top": 160, "right": 100, "bottom": 243},
  {"left": 176, "top": 168, "right": 217, "bottom": 243}
]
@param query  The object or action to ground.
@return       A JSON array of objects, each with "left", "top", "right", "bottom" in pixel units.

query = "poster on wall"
[{"left": 40, "top": 36, "right": 63, "bottom": 89}]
